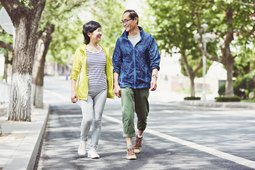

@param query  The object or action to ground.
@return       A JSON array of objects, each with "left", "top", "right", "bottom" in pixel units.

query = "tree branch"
[
  {"left": 193, "top": 59, "right": 202, "bottom": 74},
  {"left": 0, "top": 40, "right": 13, "bottom": 51}
]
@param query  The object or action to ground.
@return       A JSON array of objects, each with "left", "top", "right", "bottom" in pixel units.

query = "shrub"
[
  {"left": 218, "top": 84, "right": 225, "bottom": 96},
  {"left": 215, "top": 96, "right": 241, "bottom": 102},
  {"left": 184, "top": 96, "right": 201, "bottom": 100},
  {"left": 234, "top": 70, "right": 255, "bottom": 99}
]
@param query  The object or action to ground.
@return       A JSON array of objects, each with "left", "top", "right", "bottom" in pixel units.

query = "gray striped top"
[{"left": 86, "top": 49, "right": 107, "bottom": 96}]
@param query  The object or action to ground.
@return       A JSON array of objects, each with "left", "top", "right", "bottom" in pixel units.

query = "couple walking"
[{"left": 70, "top": 10, "right": 160, "bottom": 160}]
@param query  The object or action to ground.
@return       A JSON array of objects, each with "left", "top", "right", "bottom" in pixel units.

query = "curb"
[
  {"left": 27, "top": 104, "right": 49, "bottom": 170},
  {"left": 178, "top": 101, "right": 255, "bottom": 109}
]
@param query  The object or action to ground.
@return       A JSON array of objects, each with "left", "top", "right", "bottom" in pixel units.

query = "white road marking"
[{"left": 103, "top": 114, "right": 255, "bottom": 169}]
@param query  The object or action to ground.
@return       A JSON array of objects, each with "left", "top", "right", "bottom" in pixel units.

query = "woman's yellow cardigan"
[{"left": 70, "top": 45, "right": 114, "bottom": 100}]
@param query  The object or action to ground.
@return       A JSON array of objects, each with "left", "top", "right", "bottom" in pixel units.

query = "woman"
[{"left": 70, "top": 21, "right": 114, "bottom": 159}]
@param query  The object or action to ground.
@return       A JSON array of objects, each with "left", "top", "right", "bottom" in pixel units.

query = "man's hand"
[
  {"left": 114, "top": 84, "right": 121, "bottom": 98},
  {"left": 150, "top": 74, "right": 158, "bottom": 91}
]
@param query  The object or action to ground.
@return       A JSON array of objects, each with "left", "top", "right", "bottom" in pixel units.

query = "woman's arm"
[{"left": 71, "top": 79, "right": 78, "bottom": 103}]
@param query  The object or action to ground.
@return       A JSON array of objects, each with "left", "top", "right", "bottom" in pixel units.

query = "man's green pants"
[{"left": 121, "top": 88, "right": 149, "bottom": 137}]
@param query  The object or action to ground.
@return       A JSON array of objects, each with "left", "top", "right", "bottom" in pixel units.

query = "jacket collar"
[{"left": 121, "top": 26, "right": 144, "bottom": 39}]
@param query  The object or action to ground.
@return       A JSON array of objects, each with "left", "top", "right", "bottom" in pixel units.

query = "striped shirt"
[{"left": 86, "top": 49, "right": 107, "bottom": 97}]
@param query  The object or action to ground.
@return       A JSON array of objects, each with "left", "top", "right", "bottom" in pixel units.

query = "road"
[{"left": 36, "top": 76, "right": 255, "bottom": 170}]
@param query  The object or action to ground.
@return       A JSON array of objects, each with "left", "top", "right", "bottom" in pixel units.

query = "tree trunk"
[
  {"left": 222, "top": 6, "right": 234, "bottom": 97},
  {"left": 189, "top": 75, "right": 195, "bottom": 97},
  {"left": 225, "top": 55, "right": 234, "bottom": 96},
  {"left": 32, "top": 38, "right": 46, "bottom": 108},
  {"left": 1, "top": 0, "right": 46, "bottom": 121},
  {"left": 32, "top": 24, "right": 54, "bottom": 108},
  {"left": 180, "top": 51, "right": 202, "bottom": 97},
  {"left": 8, "top": 17, "right": 36, "bottom": 121}
]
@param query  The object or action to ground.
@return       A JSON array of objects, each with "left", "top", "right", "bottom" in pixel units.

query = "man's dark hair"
[
  {"left": 123, "top": 9, "right": 139, "bottom": 24},
  {"left": 82, "top": 21, "right": 101, "bottom": 44}
]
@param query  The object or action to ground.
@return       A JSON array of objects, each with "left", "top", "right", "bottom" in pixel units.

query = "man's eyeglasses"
[{"left": 121, "top": 19, "right": 132, "bottom": 24}]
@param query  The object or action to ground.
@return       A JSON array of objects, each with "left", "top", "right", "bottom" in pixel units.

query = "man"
[{"left": 112, "top": 9, "right": 160, "bottom": 160}]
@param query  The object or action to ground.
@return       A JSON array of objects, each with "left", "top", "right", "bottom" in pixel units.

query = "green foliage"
[
  {"left": 147, "top": 0, "right": 254, "bottom": 64},
  {"left": 147, "top": 0, "right": 195, "bottom": 52},
  {"left": 0, "top": 27, "right": 13, "bottom": 60},
  {"left": 42, "top": 0, "right": 125, "bottom": 64},
  {"left": 147, "top": 0, "right": 216, "bottom": 78},
  {"left": 0, "top": 30, "right": 12, "bottom": 44},
  {"left": 234, "top": 45, "right": 255, "bottom": 76},
  {"left": 40, "top": 0, "right": 89, "bottom": 64},
  {"left": 234, "top": 69, "right": 255, "bottom": 99},
  {"left": 48, "top": 18, "right": 83, "bottom": 64},
  {"left": 90, "top": 0, "right": 125, "bottom": 56}
]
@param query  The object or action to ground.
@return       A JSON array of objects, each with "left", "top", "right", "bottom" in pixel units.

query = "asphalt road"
[{"left": 36, "top": 76, "right": 255, "bottom": 170}]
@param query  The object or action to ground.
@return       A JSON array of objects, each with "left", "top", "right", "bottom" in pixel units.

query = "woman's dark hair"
[
  {"left": 123, "top": 9, "right": 139, "bottom": 24},
  {"left": 82, "top": 21, "right": 101, "bottom": 44}
]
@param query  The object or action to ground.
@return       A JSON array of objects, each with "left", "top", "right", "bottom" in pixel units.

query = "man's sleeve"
[
  {"left": 112, "top": 39, "right": 122, "bottom": 73},
  {"left": 148, "top": 35, "right": 160, "bottom": 71}
]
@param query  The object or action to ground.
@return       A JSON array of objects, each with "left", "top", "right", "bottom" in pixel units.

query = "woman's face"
[{"left": 88, "top": 27, "right": 102, "bottom": 43}]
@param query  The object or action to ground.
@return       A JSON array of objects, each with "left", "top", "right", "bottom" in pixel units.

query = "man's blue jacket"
[{"left": 113, "top": 27, "right": 160, "bottom": 89}]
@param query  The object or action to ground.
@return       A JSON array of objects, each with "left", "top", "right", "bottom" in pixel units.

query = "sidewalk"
[
  {"left": 0, "top": 105, "right": 49, "bottom": 170},
  {"left": 0, "top": 88, "right": 255, "bottom": 170}
]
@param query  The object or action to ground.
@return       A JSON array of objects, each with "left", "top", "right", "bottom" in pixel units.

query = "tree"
[
  {"left": 32, "top": 23, "right": 54, "bottom": 108},
  {"left": 0, "top": 0, "right": 46, "bottom": 121},
  {"left": 32, "top": 0, "right": 87, "bottom": 108},
  {"left": 200, "top": 0, "right": 254, "bottom": 96},
  {"left": 147, "top": 0, "right": 210, "bottom": 97},
  {"left": 148, "top": 0, "right": 254, "bottom": 97}
]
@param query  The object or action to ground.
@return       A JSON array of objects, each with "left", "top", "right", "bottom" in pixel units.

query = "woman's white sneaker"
[
  {"left": 88, "top": 148, "right": 100, "bottom": 159},
  {"left": 78, "top": 141, "right": 86, "bottom": 157}
]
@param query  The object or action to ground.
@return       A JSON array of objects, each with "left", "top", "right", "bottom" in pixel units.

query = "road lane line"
[{"left": 103, "top": 114, "right": 255, "bottom": 169}]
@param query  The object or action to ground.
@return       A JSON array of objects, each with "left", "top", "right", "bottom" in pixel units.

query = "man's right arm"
[{"left": 114, "top": 72, "right": 121, "bottom": 98}]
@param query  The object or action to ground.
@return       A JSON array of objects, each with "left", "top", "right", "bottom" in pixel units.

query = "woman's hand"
[
  {"left": 71, "top": 80, "right": 78, "bottom": 103},
  {"left": 71, "top": 93, "right": 78, "bottom": 103}
]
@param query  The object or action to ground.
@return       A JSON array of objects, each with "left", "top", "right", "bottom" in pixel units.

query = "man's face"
[{"left": 121, "top": 12, "right": 137, "bottom": 32}]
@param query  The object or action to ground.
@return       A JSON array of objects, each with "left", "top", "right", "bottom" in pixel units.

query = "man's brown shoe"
[
  {"left": 126, "top": 147, "right": 137, "bottom": 160},
  {"left": 133, "top": 135, "right": 142, "bottom": 154}
]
